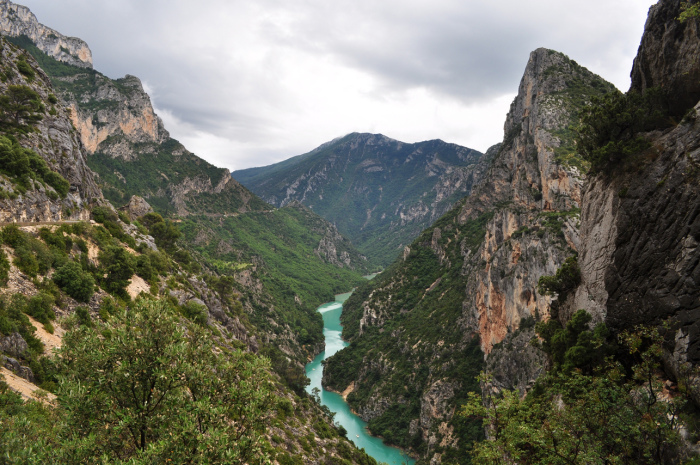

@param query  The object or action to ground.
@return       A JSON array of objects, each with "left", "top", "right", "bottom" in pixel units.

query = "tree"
[
  {"left": 57, "top": 298, "right": 274, "bottom": 464},
  {"left": 98, "top": 245, "right": 136, "bottom": 295},
  {"left": 52, "top": 261, "right": 95, "bottom": 303},
  {"left": 0, "top": 85, "right": 44, "bottom": 128},
  {"left": 462, "top": 327, "right": 688, "bottom": 465}
]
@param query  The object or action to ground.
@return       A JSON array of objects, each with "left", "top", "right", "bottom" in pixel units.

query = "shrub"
[
  {"left": 537, "top": 256, "right": 581, "bottom": 299},
  {"left": 575, "top": 88, "right": 671, "bottom": 172},
  {"left": 180, "top": 300, "right": 208, "bottom": 326},
  {"left": 25, "top": 292, "right": 55, "bottom": 324},
  {"left": 53, "top": 261, "right": 95, "bottom": 303},
  {"left": 0, "top": 249, "right": 9, "bottom": 286}
]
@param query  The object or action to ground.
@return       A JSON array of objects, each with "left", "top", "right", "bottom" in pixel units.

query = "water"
[{"left": 305, "top": 293, "right": 415, "bottom": 465}]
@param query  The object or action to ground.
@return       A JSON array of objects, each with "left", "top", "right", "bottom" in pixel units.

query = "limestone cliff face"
[
  {"left": 63, "top": 74, "right": 169, "bottom": 155},
  {"left": 0, "top": 37, "right": 101, "bottom": 222},
  {"left": 630, "top": 0, "right": 700, "bottom": 117},
  {"left": 0, "top": 0, "right": 92, "bottom": 68},
  {"left": 571, "top": 0, "right": 700, "bottom": 399},
  {"left": 323, "top": 48, "right": 614, "bottom": 463}
]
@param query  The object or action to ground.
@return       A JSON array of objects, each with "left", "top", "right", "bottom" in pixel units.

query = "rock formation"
[{"left": 0, "top": 0, "right": 92, "bottom": 68}]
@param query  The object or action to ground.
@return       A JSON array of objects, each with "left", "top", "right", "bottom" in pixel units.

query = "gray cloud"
[{"left": 17, "top": 0, "right": 654, "bottom": 169}]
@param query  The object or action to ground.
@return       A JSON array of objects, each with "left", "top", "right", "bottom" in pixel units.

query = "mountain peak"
[{"left": 0, "top": 0, "right": 93, "bottom": 68}]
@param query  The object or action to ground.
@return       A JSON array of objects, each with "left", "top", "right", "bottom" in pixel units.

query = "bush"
[
  {"left": 53, "top": 261, "right": 95, "bottom": 303},
  {"left": 537, "top": 256, "right": 581, "bottom": 299},
  {"left": 25, "top": 292, "right": 55, "bottom": 324},
  {"left": 0, "top": 249, "right": 9, "bottom": 286},
  {"left": 180, "top": 300, "right": 208, "bottom": 326},
  {"left": 575, "top": 88, "right": 671, "bottom": 172}
]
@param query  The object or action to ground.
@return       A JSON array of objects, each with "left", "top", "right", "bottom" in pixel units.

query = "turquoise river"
[{"left": 305, "top": 291, "right": 415, "bottom": 465}]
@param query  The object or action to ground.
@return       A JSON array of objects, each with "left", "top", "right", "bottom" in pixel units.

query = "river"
[{"left": 305, "top": 291, "right": 415, "bottom": 465}]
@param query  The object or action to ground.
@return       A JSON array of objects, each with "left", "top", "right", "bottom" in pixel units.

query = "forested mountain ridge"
[{"left": 233, "top": 133, "right": 487, "bottom": 267}]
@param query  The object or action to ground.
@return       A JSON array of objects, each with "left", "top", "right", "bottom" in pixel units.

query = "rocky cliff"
[
  {"left": 0, "top": 36, "right": 101, "bottom": 222},
  {"left": 233, "top": 133, "right": 486, "bottom": 267},
  {"left": 322, "top": 48, "right": 615, "bottom": 463},
  {"left": 0, "top": 0, "right": 92, "bottom": 68},
  {"left": 571, "top": 0, "right": 700, "bottom": 400}
]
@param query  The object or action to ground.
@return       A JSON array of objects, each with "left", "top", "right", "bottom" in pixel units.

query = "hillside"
[
  {"left": 233, "top": 133, "right": 486, "bottom": 267},
  {"left": 1, "top": 23, "right": 372, "bottom": 368},
  {"left": 0, "top": 6, "right": 378, "bottom": 463}
]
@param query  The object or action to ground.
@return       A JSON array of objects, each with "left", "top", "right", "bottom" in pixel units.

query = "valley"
[{"left": 0, "top": 0, "right": 699, "bottom": 464}]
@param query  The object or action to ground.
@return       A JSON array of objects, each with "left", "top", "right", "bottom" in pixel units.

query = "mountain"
[
  {"left": 0, "top": 9, "right": 372, "bottom": 367},
  {"left": 324, "top": 1, "right": 700, "bottom": 463},
  {"left": 0, "top": 4, "right": 379, "bottom": 463},
  {"left": 322, "top": 48, "right": 618, "bottom": 462},
  {"left": 233, "top": 133, "right": 487, "bottom": 267}
]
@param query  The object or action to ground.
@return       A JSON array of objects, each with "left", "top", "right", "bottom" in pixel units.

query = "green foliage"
[
  {"left": 57, "top": 298, "right": 274, "bottom": 463},
  {"left": 537, "top": 255, "right": 581, "bottom": 300},
  {"left": 24, "top": 292, "right": 55, "bottom": 325},
  {"left": 680, "top": 1, "right": 700, "bottom": 21},
  {"left": 462, "top": 327, "right": 691, "bottom": 465},
  {"left": 0, "top": 248, "right": 9, "bottom": 286},
  {"left": 2, "top": 225, "right": 55, "bottom": 277},
  {"left": 575, "top": 88, "right": 672, "bottom": 172},
  {"left": 0, "top": 136, "right": 70, "bottom": 197},
  {"left": 52, "top": 261, "right": 95, "bottom": 303},
  {"left": 15, "top": 55, "right": 35, "bottom": 80},
  {"left": 180, "top": 299, "right": 208, "bottom": 325},
  {"left": 535, "top": 309, "right": 612, "bottom": 373},
  {"left": 0, "top": 84, "right": 43, "bottom": 129},
  {"left": 98, "top": 245, "right": 136, "bottom": 296}
]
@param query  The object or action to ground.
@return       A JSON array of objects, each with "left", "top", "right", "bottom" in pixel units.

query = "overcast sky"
[{"left": 18, "top": 0, "right": 654, "bottom": 171}]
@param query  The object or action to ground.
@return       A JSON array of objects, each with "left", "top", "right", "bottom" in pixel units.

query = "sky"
[{"left": 17, "top": 0, "right": 655, "bottom": 171}]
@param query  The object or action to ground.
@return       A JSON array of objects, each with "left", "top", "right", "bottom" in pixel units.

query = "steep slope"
[
  {"left": 322, "top": 49, "right": 616, "bottom": 463},
  {"left": 233, "top": 133, "right": 486, "bottom": 267},
  {"left": 569, "top": 0, "right": 700, "bottom": 399},
  {"left": 0, "top": 9, "right": 379, "bottom": 465},
  {"left": 0, "top": 0, "right": 92, "bottom": 68},
  {"left": 0, "top": 36, "right": 101, "bottom": 222}
]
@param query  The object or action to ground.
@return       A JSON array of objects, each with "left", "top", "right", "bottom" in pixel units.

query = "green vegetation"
[
  {"left": 463, "top": 323, "right": 698, "bottom": 464},
  {"left": 0, "top": 298, "right": 276, "bottom": 464},
  {"left": 536, "top": 255, "right": 581, "bottom": 300},
  {"left": 680, "top": 1, "right": 700, "bottom": 21},
  {"left": 0, "top": 136, "right": 70, "bottom": 197},
  {"left": 539, "top": 50, "right": 617, "bottom": 170},
  {"left": 52, "top": 261, "right": 95, "bottom": 303},
  {"left": 0, "top": 85, "right": 44, "bottom": 130},
  {"left": 233, "top": 135, "right": 484, "bottom": 267},
  {"left": 180, "top": 206, "right": 366, "bottom": 354},
  {"left": 324, "top": 202, "right": 492, "bottom": 457},
  {"left": 575, "top": 88, "right": 673, "bottom": 172}
]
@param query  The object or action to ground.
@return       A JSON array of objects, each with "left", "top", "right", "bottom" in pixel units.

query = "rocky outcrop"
[
  {"left": 0, "top": 332, "right": 27, "bottom": 358},
  {"left": 64, "top": 74, "right": 169, "bottom": 155},
  {"left": 565, "top": 0, "right": 700, "bottom": 403},
  {"left": 630, "top": 0, "right": 700, "bottom": 117},
  {"left": 0, "top": 0, "right": 92, "bottom": 68},
  {"left": 0, "top": 37, "right": 101, "bottom": 222},
  {"left": 119, "top": 195, "right": 153, "bottom": 220}
]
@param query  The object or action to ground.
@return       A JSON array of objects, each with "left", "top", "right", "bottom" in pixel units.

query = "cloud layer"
[{"left": 19, "top": 0, "right": 653, "bottom": 170}]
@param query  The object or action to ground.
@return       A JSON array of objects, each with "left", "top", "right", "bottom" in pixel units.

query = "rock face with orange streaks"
[{"left": 322, "top": 48, "right": 615, "bottom": 462}]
